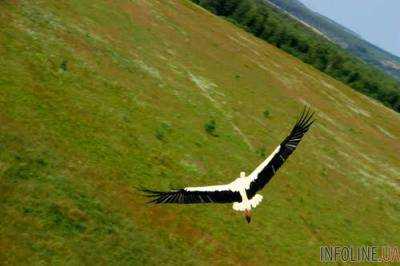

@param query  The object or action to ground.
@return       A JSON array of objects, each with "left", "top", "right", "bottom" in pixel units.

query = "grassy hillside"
[{"left": 0, "top": 0, "right": 399, "bottom": 265}]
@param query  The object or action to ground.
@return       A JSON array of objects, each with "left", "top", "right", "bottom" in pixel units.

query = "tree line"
[{"left": 191, "top": 0, "right": 400, "bottom": 112}]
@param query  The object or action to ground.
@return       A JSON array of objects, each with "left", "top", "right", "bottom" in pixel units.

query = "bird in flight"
[{"left": 141, "top": 108, "right": 314, "bottom": 223}]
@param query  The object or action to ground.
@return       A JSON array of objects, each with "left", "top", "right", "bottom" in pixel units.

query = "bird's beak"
[{"left": 244, "top": 210, "right": 252, "bottom": 223}]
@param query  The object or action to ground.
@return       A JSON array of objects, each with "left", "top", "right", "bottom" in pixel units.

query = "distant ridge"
[{"left": 267, "top": 0, "right": 400, "bottom": 80}]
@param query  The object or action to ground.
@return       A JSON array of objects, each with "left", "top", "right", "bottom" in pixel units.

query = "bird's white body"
[
  {"left": 185, "top": 173, "right": 263, "bottom": 211},
  {"left": 185, "top": 145, "right": 281, "bottom": 212},
  {"left": 230, "top": 173, "right": 264, "bottom": 211}
]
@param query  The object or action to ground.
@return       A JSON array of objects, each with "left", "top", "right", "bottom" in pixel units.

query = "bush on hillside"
[{"left": 204, "top": 119, "right": 218, "bottom": 136}]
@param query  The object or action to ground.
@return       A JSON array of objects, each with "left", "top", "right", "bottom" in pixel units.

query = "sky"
[{"left": 298, "top": 0, "right": 400, "bottom": 57}]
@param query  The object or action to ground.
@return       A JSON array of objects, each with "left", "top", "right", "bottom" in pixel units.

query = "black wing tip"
[
  {"left": 296, "top": 106, "right": 315, "bottom": 130},
  {"left": 137, "top": 188, "right": 160, "bottom": 204},
  {"left": 137, "top": 187, "right": 184, "bottom": 204},
  {"left": 282, "top": 106, "right": 315, "bottom": 145}
]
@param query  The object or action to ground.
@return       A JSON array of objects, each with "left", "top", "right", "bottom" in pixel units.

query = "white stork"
[{"left": 142, "top": 108, "right": 314, "bottom": 223}]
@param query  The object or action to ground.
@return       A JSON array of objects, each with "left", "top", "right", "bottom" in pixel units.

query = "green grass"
[{"left": 0, "top": 0, "right": 399, "bottom": 265}]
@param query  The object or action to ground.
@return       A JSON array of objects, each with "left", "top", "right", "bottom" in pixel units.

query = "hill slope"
[
  {"left": 267, "top": 0, "right": 400, "bottom": 81},
  {"left": 191, "top": 0, "right": 400, "bottom": 113},
  {"left": 0, "top": 0, "right": 399, "bottom": 265}
]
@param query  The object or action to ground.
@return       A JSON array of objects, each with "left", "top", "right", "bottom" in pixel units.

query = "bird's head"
[
  {"left": 244, "top": 209, "right": 252, "bottom": 224},
  {"left": 240, "top": 171, "right": 246, "bottom": 178}
]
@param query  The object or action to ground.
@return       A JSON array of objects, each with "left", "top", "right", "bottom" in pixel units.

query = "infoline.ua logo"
[{"left": 320, "top": 245, "right": 400, "bottom": 263}]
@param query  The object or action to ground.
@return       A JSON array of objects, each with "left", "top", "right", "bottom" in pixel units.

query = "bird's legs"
[{"left": 244, "top": 209, "right": 252, "bottom": 223}]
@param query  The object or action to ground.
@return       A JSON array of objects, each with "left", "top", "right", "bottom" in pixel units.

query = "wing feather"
[
  {"left": 246, "top": 107, "right": 314, "bottom": 198},
  {"left": 140, "top": 186, "right": 241, "bottom": 204}
]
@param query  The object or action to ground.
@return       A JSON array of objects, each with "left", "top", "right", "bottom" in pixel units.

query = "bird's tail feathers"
[{"left": 233, "top": 194, "right": 263, "bottom": 211}]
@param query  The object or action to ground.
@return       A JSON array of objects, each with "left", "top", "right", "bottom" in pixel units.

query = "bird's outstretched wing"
[
  {"left": 245, "top": 108, "right": 314, "bottom": 198},
  {"left": 140, "top": 184, "right": 241, "bottom": 204}
]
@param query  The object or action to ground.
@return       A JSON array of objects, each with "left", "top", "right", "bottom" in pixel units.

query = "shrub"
[
  {"left": 155, "top": 122, "right": 171, "bottom": 141},
  {"left": 204, "top": 119, "right": 217, "bottom": 136},
  {"left": 60, "top": 60, "right": 68, "bottom": 71}
]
